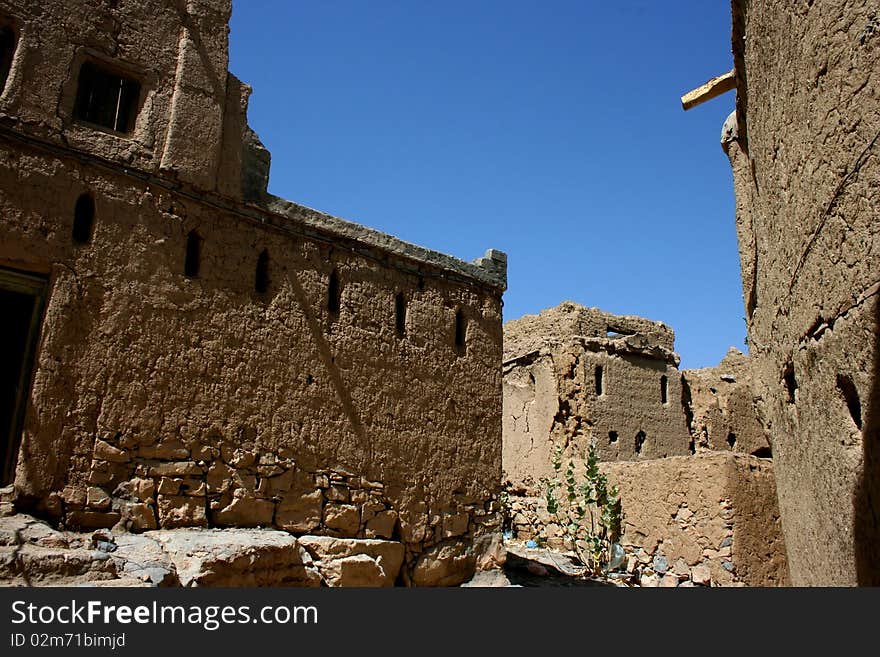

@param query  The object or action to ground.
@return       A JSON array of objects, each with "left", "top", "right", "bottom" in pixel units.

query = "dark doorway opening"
[{"left": 0, "top": 268, "right": 47, "bottom": 486}]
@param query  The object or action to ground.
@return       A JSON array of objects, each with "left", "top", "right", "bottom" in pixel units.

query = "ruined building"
[
  {"left": 0, "top": 0, "right": 507, "bottom": 586},
  {"left": 501, "top": 0, "right": 880, "bottom": 587},
  {"left": 723, "top": 0, "right": 880, "bottom": 586},
  {"left": 502, "top": 302, "right": 788, "bottom": 586},
  {"left": 503, "top": 302, "right": 692, "bottom": 483}
]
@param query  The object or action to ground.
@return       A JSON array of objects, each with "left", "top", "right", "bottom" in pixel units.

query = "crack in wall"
[{"left": 785, "top": 125, "right": 880, "bottom": 297}]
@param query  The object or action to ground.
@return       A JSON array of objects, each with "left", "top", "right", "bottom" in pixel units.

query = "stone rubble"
[{"left": 0, "top": 512, "right": 414, "bottom": 587}]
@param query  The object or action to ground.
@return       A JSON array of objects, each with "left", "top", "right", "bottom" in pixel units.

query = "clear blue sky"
[{"left": 228, "top": 1, "right": 742, "bottom": 369}]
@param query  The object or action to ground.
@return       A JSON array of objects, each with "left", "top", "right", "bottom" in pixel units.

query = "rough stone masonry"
[{"left": 0, "top": 0, "right": 507, "bottom": 586}]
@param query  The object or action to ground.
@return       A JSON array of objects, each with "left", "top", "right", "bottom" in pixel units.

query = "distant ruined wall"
[
  {"left": 0, "top": 0, "right": 506, "bottom": 585},
  {"left": 502, "top": 303, "right": 788, "bottom": 586},
  {"left": 726, "top": 0, "right": 880, "bottom": 585},
  {"left": 683, "top": 348, "right": 772, "bottom": 458},
  {"left": 503, "top": 302, "right": 692, "bottom": 493},
  {"left": 506, "top": 453, "right": 788, "bottom": 587}
]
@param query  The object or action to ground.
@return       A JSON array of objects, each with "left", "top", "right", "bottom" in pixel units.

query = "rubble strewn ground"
[{"left": 0, "top": 511, "right": 408, "bottom": 587}]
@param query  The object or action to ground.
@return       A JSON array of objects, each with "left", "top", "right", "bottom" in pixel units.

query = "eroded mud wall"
[{"left": 727, "top": 0, "right": 880, "bottom": 585}]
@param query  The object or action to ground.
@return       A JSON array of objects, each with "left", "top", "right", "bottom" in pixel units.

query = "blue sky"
[{"left": 228, "top": 1, "right": 741, "bottom": 369}]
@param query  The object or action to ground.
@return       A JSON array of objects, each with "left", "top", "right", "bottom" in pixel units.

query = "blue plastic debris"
[{"left": 525, "top": 539, "right": 539, "bottom": 549}]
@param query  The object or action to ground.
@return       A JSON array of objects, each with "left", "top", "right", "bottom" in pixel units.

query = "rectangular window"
[{"left": 74, "top": 61, "right": 141, "bottom": 133}]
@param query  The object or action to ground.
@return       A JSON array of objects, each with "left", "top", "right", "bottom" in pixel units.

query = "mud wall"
[
  {"left": 506, "top": 453, "right": 788, "bottom": 587},
  {"left": 727, "top": 0, "right": 880, "bottom": 585},
  {"left": 683, "top": 348, "right": 772, "bottom": 457},
  {"left": 502, "top": 303, "right": 692, "bottom": 491},
  {"left": 0, "top": 0, "right": 505, "bottom": 585}
]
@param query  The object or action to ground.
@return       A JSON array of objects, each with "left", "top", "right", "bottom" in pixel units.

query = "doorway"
[{"left": 0, "top": 268, "right": 47, "bottom": 486}]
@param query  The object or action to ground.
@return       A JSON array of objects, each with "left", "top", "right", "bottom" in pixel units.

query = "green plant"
[{"left": 540, "top": 438, "right": 624, "bottom": 577}]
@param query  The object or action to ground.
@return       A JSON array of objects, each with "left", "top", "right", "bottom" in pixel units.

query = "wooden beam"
[{"left": 681, "top": 69, "right": 736, "bottom": 111}]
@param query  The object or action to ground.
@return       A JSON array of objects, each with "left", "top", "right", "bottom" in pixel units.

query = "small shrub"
[{"left": 540, "top": 438, "right": 624, "bottom": 577}]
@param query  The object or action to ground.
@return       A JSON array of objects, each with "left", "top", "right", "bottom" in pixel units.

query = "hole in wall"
[
  {"left": 782, "top": 362, "right": 797, "bottom": 404},
  {"left": 606, "top": 327, "right": 634, "bottom": 339},
  {"left": 395, "top": 292, "right": 406, "bottom": 337},
  {"left": 254, "top": 249, "right": 269, "bottom": 294},
  {"left": 72, "top": 193, "right": 95, "bottom": 244},
  {"left": 751, "top": 446, "right": 772, "bottom": 458},
  {"left": 454, "top": 308, "right": 466, "bottom": 353},
  {"left": 608, "top": 431, "right": 618, "bottom": 444},
  {"left": 328, "top": 269, "right": 340, "bottom": 315},
  {"left": 681, "top": 374, "right": 694, "bottom": 432},
  {"left": 688, "top": 437, "right": 696, "bottom": 455},
  {"left": 660, "top": 375, "right": 668, "bottom": 405},
  {"left": 595, "top": 365, "right": 604, "bottom": 396},
  {"left": 0, "top": 22, "right": 17, "bottom": 94},
  {"left": 836, "top": 373, "right": 863, "bottom": 430},
  {"left": 746, "top": 286, "right": 757, "bottom": 322},
  {"left": 184, "top": 230, "right": 201, "bottom": 278},
  {"left": 727, "top": 433, "right": 737, "bottom": 449},
  {"left": 635, "top": 430, "right": 646, "bottom": 455}
]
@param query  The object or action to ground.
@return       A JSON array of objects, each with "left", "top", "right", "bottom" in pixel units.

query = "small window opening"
[
  {"left": 454, "top": 308, "right": 466, "bottom": 352},
  {"left": 184, "top": 230, "right": 201, "bottom": 278},
  {"left": 595, "top": 365, "right": 604, "bottom": 396},
  {"left": 782, "top": 363, "right": 797, "bottom": 404},
  {"left": 608, "top": 431, "right": 618, "bottom": 444},
  {"left": 660, "top": 375, "right": 668, "bottom": 404},
  {"left": 255, "top": 249, "right": 269, "bottom": 294},
  {"left": 606, "top": 326, "right": 634, "bottom": 339},
  {"left": 0, "top": 23, "right": 16, "bottom": 94},
  {"left": 72, "top": 193, "right": 95, "bottom": 244},
  {"left": 836, "top": 373, "right": 862, "bottom": 430},
  {"left": 74, "top": 60, "right": 141, "bottom": 133},
  {"left": 395, "top": 292, "right": 406, "bottom": 336},
  {"left": 328, "top": 269, "right": 340, "bottom": 315},
  {"left": 635, "top": 430, "right": 646, "bottom": 455},
  {"left": 727, "top": 433, "right": 737, "bottom": 449}
]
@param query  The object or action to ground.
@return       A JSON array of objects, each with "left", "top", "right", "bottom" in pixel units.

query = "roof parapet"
[{"left": 262, "top": 195, "right": 508, "bottom": 292}]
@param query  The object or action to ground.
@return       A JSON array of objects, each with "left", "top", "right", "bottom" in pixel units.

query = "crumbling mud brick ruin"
[
  {"left": 1, "top": 0, "right": 877, "bottom": 588},
  {"left": 0, "top": 0, "right": 508, "bottom": 586},
  {"left": 502, "top": 0, "right": 880, "bottom": 588},
  {"left": 501, "top": 303, "right": 788, "bottom": 587}
]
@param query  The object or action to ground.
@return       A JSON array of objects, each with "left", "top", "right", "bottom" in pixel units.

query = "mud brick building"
[
  {"left": 502, "top": 302, "right": 693, "bottom": 489},
  {"left": 501, "top": 302, "right": 788, "bottom": 587},
  {"left": 724, "top": 0, "right": 880, "bottom": 585},
  {"left": 0, "top": 0, "right": 507, "bottom": 585}
]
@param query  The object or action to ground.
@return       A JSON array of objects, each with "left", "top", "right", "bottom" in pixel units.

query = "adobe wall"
[
  {"left": 682, "top": 348, "right": 772, "bottom": 457},
  {"left": 0, "top": 0, "right": 506, "bottom": 585},
  {"left": 506, "top": 453, "right": 788, "bottom": 587},
  {"left": 503, "top": 302, "right": 692, "bottom": 492},
  {"left": 726, "top": 0, "right": 880, "bottom": 585},
  {"left": 501, "top": 303, "right": 788, "bottom": 586}
]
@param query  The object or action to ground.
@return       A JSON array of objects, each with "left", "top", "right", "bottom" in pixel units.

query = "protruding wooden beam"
[{"left": 681, "top": 69, "right": 736, "bottom": 111}]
